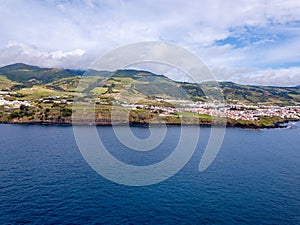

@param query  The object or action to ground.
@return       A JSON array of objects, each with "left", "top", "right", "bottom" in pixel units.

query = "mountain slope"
[
  {"left": 0, "top": 63, "right": 299, "bottom": 105},
  {"left": 0, "top": 63, "right": 84, "bottom": 84},
  {"left": 217, "top": 82, "right": 300, "bottom": 104}
]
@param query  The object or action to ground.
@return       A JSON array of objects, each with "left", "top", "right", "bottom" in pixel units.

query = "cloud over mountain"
[
  {"left": 0, "top": 0, "right": 299, "bottom": 86},
  {"left": 0, "top": 41, "right": 87, "bottom": 68}
]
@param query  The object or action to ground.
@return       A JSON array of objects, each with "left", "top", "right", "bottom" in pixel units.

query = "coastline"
[{"left": 1, "top": 118, "right": 298, "bottom": 130}]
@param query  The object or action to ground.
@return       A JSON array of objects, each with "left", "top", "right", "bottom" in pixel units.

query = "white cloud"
[
  {"left": 213, "top": 66, "right": 300, "bottom": 86},
  {"left": 0, "top": 0, "right": 299, "bottom": 85},
  {"left": 1, "top": 0, "right": 299, "bottom": 49},
  {"left": 0, "top": 41, "right": 88, "bottom": 68},
  {"left": 50, "top": 49, "right": 86, "bottom": 60}
]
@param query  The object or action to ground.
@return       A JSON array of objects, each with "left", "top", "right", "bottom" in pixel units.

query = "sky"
[{"left": 0, "top": 0, "right": 300, "bottom": 86}]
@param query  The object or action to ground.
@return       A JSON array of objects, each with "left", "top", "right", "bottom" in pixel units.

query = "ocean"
[{"left": 0, "top": 123, "right": 300, "bottom": 224}]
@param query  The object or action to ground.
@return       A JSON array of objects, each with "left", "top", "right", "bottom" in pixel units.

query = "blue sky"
[{"left": 0, "top": 0, "right": 300, "bottom": 86}]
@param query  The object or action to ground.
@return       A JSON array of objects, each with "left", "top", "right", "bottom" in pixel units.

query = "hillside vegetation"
[
  {"left": 0, "top": 63, "right": 299, "bottom": 128},
  {"left": 0, "top": 63, "right": 299, "bottom": 106}
]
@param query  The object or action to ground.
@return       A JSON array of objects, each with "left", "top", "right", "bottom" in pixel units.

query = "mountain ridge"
[
  {"left": 0, "top": 63, "right": 300, "bottom": 105},
  {"left": 1, "top": 63, "right": 299, "bottom": 88}
]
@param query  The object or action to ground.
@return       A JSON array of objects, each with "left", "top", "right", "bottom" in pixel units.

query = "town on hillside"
[
  {"left": 1, "top": 90, "right": 299, "bottom": 127},
  {"left": 0, "top": 64, "right": 299, "bottom": 127}
]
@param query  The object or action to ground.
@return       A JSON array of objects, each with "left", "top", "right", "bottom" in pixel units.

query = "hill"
[
  {"left": 0, "top": 63, "right": 84, "bottom": 84},
  {"left": 217, "top": 82, "right": 300, "bottom": 105},
  {"left": 0, "top": 63, "right": 299, "bottom": 128},
  {"left": 0, "top": 63, "right": 299, "bottom": 105}
]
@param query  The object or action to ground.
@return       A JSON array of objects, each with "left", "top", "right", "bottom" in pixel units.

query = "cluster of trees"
[
  {"left": 7, "top": 103, "right": 72, "bottom": 122},
  {"left": 9, "top": 105, "right": 35, "bottom": 119}
]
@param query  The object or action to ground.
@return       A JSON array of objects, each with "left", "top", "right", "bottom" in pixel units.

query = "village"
[
  {"left": 0, "top": 89, "right": 300, "bottom": 122},
  {"left": 121, "top": 100, "right": 300, "bottom": 121}
]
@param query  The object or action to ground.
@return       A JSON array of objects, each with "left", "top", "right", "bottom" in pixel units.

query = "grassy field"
[{"left": 0, "top": 75, "right": 15, "bottom": 89}]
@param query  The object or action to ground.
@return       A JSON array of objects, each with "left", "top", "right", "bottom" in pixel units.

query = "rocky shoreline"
[{"left": 2, "top": 117, "right": 298, "bottom": 130}]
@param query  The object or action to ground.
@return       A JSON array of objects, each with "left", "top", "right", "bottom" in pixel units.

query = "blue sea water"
[{"left": 0, "top": 123, "right": 300, "bottom": 224}]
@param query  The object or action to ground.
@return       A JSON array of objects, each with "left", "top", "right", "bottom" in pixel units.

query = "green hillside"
[
  {"left": 217, "top": 82, "right": 300, "bottom": 105},
  {"left": 0, "top": 63, "right": 299, "bottom": 105},
  {"left": 0, "top": 63, "right": 84, "bottom": 84}
]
